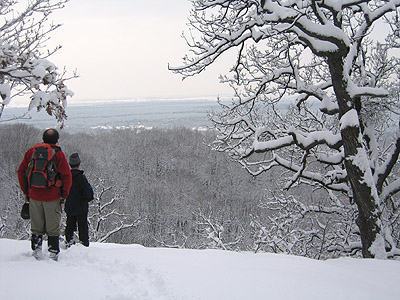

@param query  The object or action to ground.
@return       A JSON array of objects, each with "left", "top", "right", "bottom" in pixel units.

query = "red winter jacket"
[{"left": 17, "top": 143, "right": 72, "bottom": 202}]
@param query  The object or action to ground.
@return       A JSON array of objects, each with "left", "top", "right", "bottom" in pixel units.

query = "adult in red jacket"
[{"left": 18, "top": 128, "right": 72, "bottom": 261}]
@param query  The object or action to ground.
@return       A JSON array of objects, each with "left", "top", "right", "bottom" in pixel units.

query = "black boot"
[
  {"left": 31, "top": 234, "right": 43, "bottom": 251},
  {"left": 48, "top": 236, "right": 60, "bottom": 261},
  {"left": 31, "top": 234, "right": 43, "bottom": 260}
]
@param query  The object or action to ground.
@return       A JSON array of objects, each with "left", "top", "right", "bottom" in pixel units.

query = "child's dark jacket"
[{"left": 65, "top": 169, "right": 94, "bottom": 216}]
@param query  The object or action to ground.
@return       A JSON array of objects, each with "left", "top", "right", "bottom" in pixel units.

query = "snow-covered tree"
[
  {"left": 250, "top": 191, "right": 359, "bottom": 259},
  {"left": 193, "top": 206, "right": 243, "bottom": 250},
  {"left": 171, "top": 0, "right": 400, "bottom": 258},
  {"left": 0, "top": 124, "right": 39, "bottom": 240},
  {"left": 0, "top": 0, "right": 75, "bottom": 126},
  {"left": 89, "top": 178, "right": 140, "bottom": 243}
]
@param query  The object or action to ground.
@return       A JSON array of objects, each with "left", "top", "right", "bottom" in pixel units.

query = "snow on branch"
[
  {"left": 273, "top": 155, "right": 350, "bottom": 193},
  {"left": 98, "top": 219, "right": 141, "bottom": 243},
  {"left": 376, "top": 135, "right": 400, "bottom": 194},
  {"left": 381, "top": 179, "right": 400, "bottom": 203},
  {"left": 252, "top": 135, "right": 294, "bottom": 153},
  {"left": 347, "top": 82, "right": 389, "bottom": 99},
  {"left": 0, "top": 0, "right": 76, "bottom": 125},
  {"left": 287, "top": 127, "right": 342, "bottom": 150},
  {"left": 194, "top": 208, "right": 242, "bottom": 250},
  {"left": 339, "top": 109, "right": 359, "bottom": 130}
]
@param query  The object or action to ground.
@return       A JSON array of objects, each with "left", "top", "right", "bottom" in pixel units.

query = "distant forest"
[{"left": 0, "top": 123, "right": 359, "bottom": 259}]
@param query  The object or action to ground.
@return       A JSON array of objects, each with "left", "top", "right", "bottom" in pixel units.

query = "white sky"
[
  {"left": 24, "top": 0, "right": 395, "bottom": 106},
  {"left": 47, "top": 0, "right": 233, "bottom": 103}
]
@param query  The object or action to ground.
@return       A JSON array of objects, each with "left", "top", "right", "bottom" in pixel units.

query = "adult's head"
[{"left": 43, "top": 128, "right": 59, "bottom": 144}]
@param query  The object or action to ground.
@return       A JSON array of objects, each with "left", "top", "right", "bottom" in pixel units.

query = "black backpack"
[{"left": 26, "top": 143, "right": 61, "bottom": 188}]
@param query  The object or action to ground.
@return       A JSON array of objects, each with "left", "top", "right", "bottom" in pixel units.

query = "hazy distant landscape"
[{"left": 2, "top": 100, "right": 221, "bottom": 132}]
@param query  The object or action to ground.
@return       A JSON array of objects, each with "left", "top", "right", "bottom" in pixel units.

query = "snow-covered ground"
[{"left": 0, "top": 238, "right": 399, "bottom": 300}]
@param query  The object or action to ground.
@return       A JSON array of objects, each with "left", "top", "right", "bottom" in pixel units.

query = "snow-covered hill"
[{"left": 0, "top": 238, "right": 399, "bottom": 300}]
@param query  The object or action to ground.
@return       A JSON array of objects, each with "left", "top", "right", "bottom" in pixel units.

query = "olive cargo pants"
[{"left": 29, "top": 198, "right": 62, "bottom": 236}]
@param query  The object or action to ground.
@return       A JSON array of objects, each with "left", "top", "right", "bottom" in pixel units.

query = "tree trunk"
[
  {"left": 329, "top": 56, "right": 385, "bottom": 258},
  {"left": 341, "top": 126, "right": 384, "bottom": 258}
]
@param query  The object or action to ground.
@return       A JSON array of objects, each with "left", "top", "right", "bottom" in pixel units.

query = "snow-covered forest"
[
  {"left": 0, "top": 122, "right": 398, "bottom": 260},
  {"left": 0, "top": 124, "right": 315, "bottom": 256}
]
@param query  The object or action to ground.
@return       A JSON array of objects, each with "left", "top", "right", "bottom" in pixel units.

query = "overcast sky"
[{"left": 47, "top": 0, "right": 233, "bottom": 104}]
